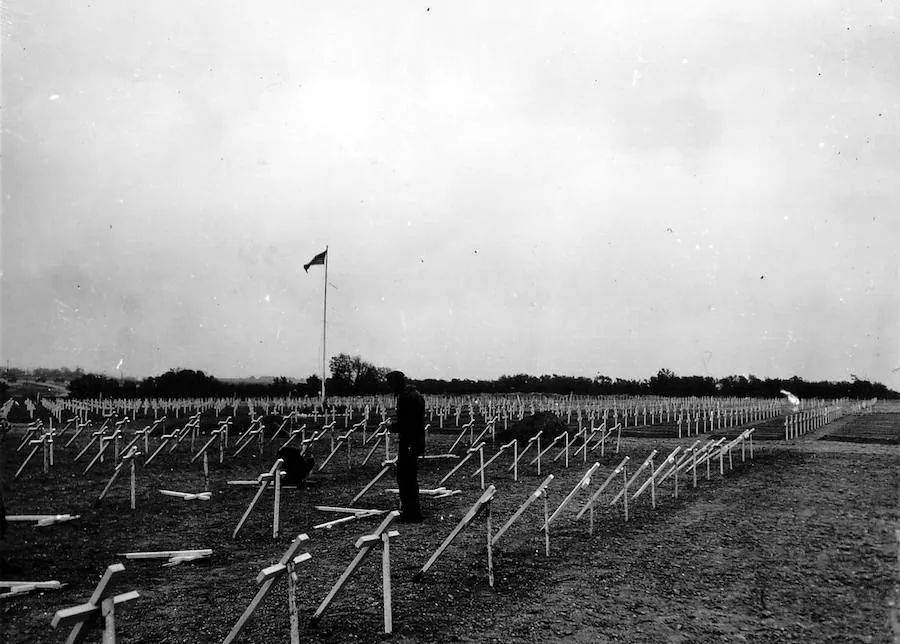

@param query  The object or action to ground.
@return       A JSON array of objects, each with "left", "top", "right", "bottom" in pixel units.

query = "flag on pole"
[{"left": 304, "top": 249, "right": 327, "bottom": 272}]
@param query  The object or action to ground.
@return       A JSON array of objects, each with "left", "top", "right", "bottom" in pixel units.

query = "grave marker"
[
  {"left": 415, "top": 486, "right": 496, "bottom": 584},
  {"left": 50, "top": 563, "right": 139, "bottom": 644},
  {"left": 223, "top": 533, "right": 311, "bottom": 644},
  {"left": 310, "top": 512, "right": 400, "bottom": 632}
]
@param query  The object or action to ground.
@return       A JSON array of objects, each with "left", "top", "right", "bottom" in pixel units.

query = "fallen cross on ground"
[
  {"left": 119, "top": 549, "right": 212, "bottom": 566},
  {"left": 6, "top": 514, "right": 80, "bottom": 528},
  {"left": 159, "top": 489, "right": 212, "bottom": 502},
  {"left": 313, "top": 506, "right": 388, "bottom": 530},
  {"left": 1, "top": 580, "right": 66, "bottom": 600}
]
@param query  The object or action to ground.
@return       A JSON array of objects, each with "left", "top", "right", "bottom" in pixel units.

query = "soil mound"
[{"left": 495, "top": 411, "right": 567, "bottom": 445}]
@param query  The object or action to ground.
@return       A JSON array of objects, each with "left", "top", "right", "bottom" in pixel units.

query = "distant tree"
[
  {"left": 305, "top": 374, "right": 323, "bottom": 398},
  {"left": 68, "top": 373, "right": 120, "bottom": 398},
  {"left": 650, "top": 368, "right": 676, "bottom": 395},
  {"left": 328, "top": 354, "right": 388, "bottom": 395},
  {"left": 269, "top": 377, "right": 294, "bottom": 396},
  {"left": 142, "top": 369, "right": 221, "bottom": 398}
]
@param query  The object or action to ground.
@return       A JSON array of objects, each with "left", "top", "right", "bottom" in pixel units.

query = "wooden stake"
[
  {"left": 224, "top": 534, "right": 310, "bottom": 644},
  {"left": 576, "top": 456, "right": 630, "bottom": 520},
  {"left": 692, "top": 450, "right": 698, "bottom": 488},
  {"left": 492, "top": 475, "right": 554, "bottom": 545},
  {"left": 273, "top": 463, "right": 282, "bottom": 539},
  {"left": 312, "top": 514, "right": 398, "bottom": 626},
  {"left": 351, "top": 464, "right": 392, "bottom": 505},
  {"left": 543, "top": 493, "right": 550, "bottom": 556},
  {"left": 512, "top": 441, "right": 518, "bottom": 481},
  {"left": 486, "top": 499, "right": 494, "bottom": 587},
  {"left": 479, "top": 444, "right": 485, "bottom": 490},
  {"left": 101, "top": 595, "right": 116, "bottom": 644},
  {"left": 286, "top": 561, "right": 300, "bottom": 644},
  {"left": 416, "top": 487, "right": 495, "bottom": 579},
  {"left": 382, "top": 531, "right": 393, "bottom": 633},
  {"left": 233, "top": 480, "right": 271, "bottom": 539},
  {"left": 546, "top": 463, "right": 600, "bottom": 528},
  {"left": 674, "top": 463, "right": 679, "bottom": 499}
]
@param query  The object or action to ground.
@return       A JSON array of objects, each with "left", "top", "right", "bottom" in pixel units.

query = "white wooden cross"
[
  {"left": 14, "top": 431, "right": 54, "bottom": 480},
  {"left": 50, "top": 563, "right": 139, "bottom": 644},
  {"left": 508, "top": 431, "right": 542, "bottom": 479},
  {"left": 415, "top": 486, "right": 496, "bottom": 586},
  {"left": 232, "top": 459, "right": 284, "bottom": 539},
  {"left": 6, "top": 513, "right": 80, "bottom": 527},
  {"left": 233, "top": 418, "right": 265, "bottom": 457},
  {"left": 529, "top": 431, "right": 567, "bottom": 473},
  {"left": 545, "top": 462, "right": 601, "bottom": 529},
  {"left": 119, "top": 549, "right": 212, "bottom": 567},
  {"left": 608, "top": 450, "right": 658, "bottom": 519},
  {"left": 631, "top": 447, "right": 681, "bottom": 508},
  {"left": 1, "top": 580, "right": 66, "bottom": 599},
  {"left": 492, "top": 475, "right": 554, "bottom": 555},
  {"left": 310, "top": 512, "right": 400, "bottom": 633},
  {"left": 576, "top": 456, "right": 630, "bottom": 534},
  {"left": 312, "top": 506, "right": 388, "bottom": 530},
  {"left": 74, "top": 427, "right": 107, "bottom": 464},
  {"left": 350, "top": 458, "right": 396, "bottom": 504},
  {"left": 63, "top": 420, "right": 90, "bottom": 448},
  {"left": 317, "top": 428, "right": 356, "bottom": 472},
  {"left": 168, "top": 413, "right": 202, "bottom": 454},
  {"left": 268, "top": 412, "right": 298, "bottom": 445},
  {"left": 159, "top": 489, "right": 212, "bottom": 502},
  {"left": 97, "top": 446, "right": 141, "bottom": 509},
  {"left": 447, "top": 420, "right": 474, "bottom": 454},
  {"left": 16, "top": 421, "right": 42, "bottom": 452},
  {"left": 223, "top": 533, "right": 311, "bottom": 644},
  {"left": 470, "top": 439, "right": 516, "bottom": 482},
  {"left": 551, "top": 431, "right": 571, "bottom": 468},
  {"left": 143, "top": 431, "right": 178, "bottom": 466},
  {"left": 277, "top": 423, "right": 307, "bottom": 451},
  {"left": 438, "top": 442, "right": 484, "bottom": 486}
]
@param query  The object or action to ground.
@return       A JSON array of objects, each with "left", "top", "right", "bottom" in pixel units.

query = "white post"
[
  {"left": 322, "top": 246, "right": 329, "bottom": 404},
  {"left": 479, "top": 444, "right": 485, "bottom": 490},
  {"left": 381, "top": 532, "right": 393, "bottom": 634},
  {"left": 130, "top": 459, "right": 136, "bottom": 510},
  {"left": 287, "top": 561, "right": 300, "bottom": 644},
  {"left": 542, "top": 493, "right": 550, "bottom": 557},
  {"left": 486, "top": 500, "right": 494, "bottom": 587},
  {"left": 273, "top": 464, "right": 282, "bottom": 539}
]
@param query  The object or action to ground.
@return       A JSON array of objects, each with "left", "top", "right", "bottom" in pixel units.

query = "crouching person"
[{"left": 276, "top": 447, "right": 315, "bottom": 487}]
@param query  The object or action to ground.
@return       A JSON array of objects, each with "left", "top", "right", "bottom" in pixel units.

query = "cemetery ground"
[{"left": 2, "top": 413, "right": 899, "bottom": 643}]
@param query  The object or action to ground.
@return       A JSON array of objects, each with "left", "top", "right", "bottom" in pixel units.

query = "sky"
[{"left": 1, "top": 1, "right": 899, "bottom": 389}]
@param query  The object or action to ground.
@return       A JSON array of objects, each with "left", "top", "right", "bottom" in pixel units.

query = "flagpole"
[{"left": 321, "top": 245, "right": 328, "bottom": 405}]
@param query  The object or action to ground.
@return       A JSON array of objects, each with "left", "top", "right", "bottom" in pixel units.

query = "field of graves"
[{"left": 2, "top": 395, "right": 898, "bottom": 643}]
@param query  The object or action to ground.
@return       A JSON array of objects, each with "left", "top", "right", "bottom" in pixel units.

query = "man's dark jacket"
[{"left": 394, "top": 385, "right": 426, "bottom": 456}]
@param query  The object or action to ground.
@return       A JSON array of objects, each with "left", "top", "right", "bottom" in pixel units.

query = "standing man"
[{"left": 386, "top": 371, "right": 425, "bottom": 522}]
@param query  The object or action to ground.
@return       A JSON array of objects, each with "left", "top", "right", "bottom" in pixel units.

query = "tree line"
[{"left": 2, "top": 356, "right": 896, "bottom": 400}]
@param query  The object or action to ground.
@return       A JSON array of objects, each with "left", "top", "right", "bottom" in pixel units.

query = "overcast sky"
[{"left": 2, "top": 1, "right": 899, "bottom": 389}]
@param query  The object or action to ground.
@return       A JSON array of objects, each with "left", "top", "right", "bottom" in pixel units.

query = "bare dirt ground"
[{"left": 2, "top": 411, "right": 898, "bottom": 643}]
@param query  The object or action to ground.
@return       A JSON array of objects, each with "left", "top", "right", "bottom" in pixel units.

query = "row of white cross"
[{"left": 19, "top": 426, "right": 760, "bottom": 641}]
